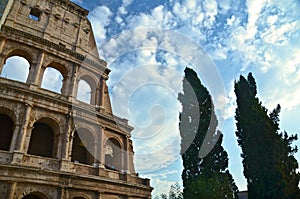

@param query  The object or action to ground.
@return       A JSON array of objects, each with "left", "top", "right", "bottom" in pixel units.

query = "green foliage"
[
  {"left": 160, "top": 193, "right": 168, "bottom": 199},
  {"left": 234, "top": 73, "right": 300, "bottom": 199},
  {"left": 169, "top": 183, "right": 183, "bottom": 199},
  {"left": 154, "top": 183, "right": 183, "bottom": 199},
  {"left": 179, "top": 67, "right": 238, "bottom": 199}
]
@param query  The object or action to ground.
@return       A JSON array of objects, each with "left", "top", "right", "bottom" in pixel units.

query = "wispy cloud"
[
  {"left": 83, "top": 0, "right": 300, "bottom": 193},
  {"left": 90, "top": 6, "right": 112, "bottom": 41}
]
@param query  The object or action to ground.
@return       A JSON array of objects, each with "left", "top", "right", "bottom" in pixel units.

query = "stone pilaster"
[
  {"left": 28, "top": 52, "right": 44, "bottom": 87},
  {"left": 9, "top": 123, "right": 21, "bottom": 152},
  {"left": 16, "top": 103, "right": 33, "bottom": 152},
  {"left": 6, "top": 182, "right": 16, "bottom": 199}
]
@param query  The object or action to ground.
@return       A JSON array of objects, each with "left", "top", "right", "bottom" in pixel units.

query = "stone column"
[
  {"left": 60, "top": 114, "right": 75, "bottom": 172},
  {"left": 0, "top": 38, "right": 6, "bottom": 74},
  {"left": 69, "top": 64, "right": 79, "bottom": 100},
  {"left": 6, "top": 182, "right": 16, "bottom": 199},
  {"left": 68, "top": 128, "right": 76, "bottom": 160},
  {"left": 61, "top": 75, "right": 71, "bottom": 96},
  {"left": 9, "top": 123, "right": 21, "bottom": 152},
  {"left": 122, "top": 136, "right": 129, "bottom": 173},
  {"left": 0, "top": 54, "right": 5, "bottom": 74},
  {"left": 99, "top": 76, "right": 105, "bottom": 107},
  {"left": 95, "top": 87, "right": 101, "bottom": 106},
  {"left": 27, "top": 52, "right": 44, "bottom": 86},
  {"left": 59, "top": 187, "right": 69, "bottom": 199},
  {"left": 0, "top": 38, "right": 6, "bottom": 54},
  {"left": 96, "top": 191, "right": 103, "bottom": 199},
  {"left": 98, "top": 127, "right": 106, "bottom": 177},
  {"left": 61, "top": 113, "right": 72, "bottom": 160},
  {"left": 16, "top": 103, "right": 33, "bottom": 152},
  {"left": 99, "top": 127, "right": 105, "bottom": 166}
]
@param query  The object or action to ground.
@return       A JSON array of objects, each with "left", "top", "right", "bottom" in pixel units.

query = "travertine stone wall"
[{"left": 0, "top": 0, "right": 152, "bottom": 198}]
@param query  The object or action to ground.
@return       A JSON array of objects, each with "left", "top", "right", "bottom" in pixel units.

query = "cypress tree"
[
  {"left": 234, "top": 73, "right": 300, "bottom": 198},
  {"left": 179, "top": 67, "right": 238, "bottom": 198}
]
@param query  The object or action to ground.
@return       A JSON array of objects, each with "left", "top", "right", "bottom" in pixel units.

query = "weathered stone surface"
[{"left": 0, "top": 0, "right": 152, "bottom": 198}]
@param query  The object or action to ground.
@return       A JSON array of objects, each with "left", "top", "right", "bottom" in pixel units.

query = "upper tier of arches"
[{"left": 0, "top": 48, "right": 106, "bottom": 106}]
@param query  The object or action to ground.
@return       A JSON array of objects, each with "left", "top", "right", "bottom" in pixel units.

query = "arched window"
[
  {"left": 28, "top": 122, "right": 54, "bottom": 158},
  {"left": 77, "top": 79, "right": 92, "bottom": 104},
  {"left": 0, "top": 56, "right": 30, "bottom": 83},
  {"left": 22, "top": 192, "right": 48, "bottom": 199},
  {"left": 41, "top": 67, "right": 63, "bottom": 93},
  {"left": 22, "top": 194, "right": 43, "bottom": 199},
  {"left": 0, "top": 114, "right": 14, "bottom": 151},
  {"left": 71, "top": 130, "right": 94, "bottom": 165},
  {"left": 105, "top": 138, "right": 122, "bottom": 171}
]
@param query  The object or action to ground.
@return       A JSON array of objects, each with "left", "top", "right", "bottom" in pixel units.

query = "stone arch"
[
  {"left": 0, "top": 107, "right": 16, "bottom": 123},
  {"left": 44, "top": 61, "right": 68, "bottom": 78},
  {"left": 27, "top": 117, "right": 60, "bottom": 158},
  {"left": 104, "top": 137, "right": 123, "bottom": 171},
  {"left": 77, "top": 79, "right": 92, "bottom": 104},
  {"left": 76, "top": 73, "right": 99, "bottom": 105},
  {"left": 71, "top": 128, "right": 96, "bottom": 165},
  {"left": 73, "top": 197, "right": 88, "bottom": 199},
  {"left": 0, "top": 107, "right": 15, "bottom": 151},
  {"left": 71, "top": 193, "right": 90, "bottom": 199},
  {"left": 19, "top": 191, "right": 49, "bottom": 199},
  {"left": 0, "top": 48, "right": 32, "bottom": 83},
  {"left": 40, "top": 61, "right": 69, "bottom": 94},
  {"left": 4, "top": 48, "right": 33, "bottom": 63}
]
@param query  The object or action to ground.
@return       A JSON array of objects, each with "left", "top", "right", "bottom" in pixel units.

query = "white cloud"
[
  {"left": 134, "top": 137, "right": 180, "bottom": 173},
  {"left": 89, "top": 6, "right": 112, "bottom": 41},
  {"left": 126, "top": 5, "right": 176, "bottom": 29},
  {"left": 202, "top": 0, "right": 218, "bottom": 28},
  {"left": 77, "top": 79, "right": 92, "bottom": 104},
  {"left": 215, "top": 81, "right": 236, "bottom": 120},
  {"left": 261, "top": 21, "right": 297, "bottom": 45},
  {"left": 267, "top": 15, "right": 278, "bottom": 25},
  {"left": 260, "top": 48, "right": 300, "bottom": 111},
  {"left": 0, "top": 56, "right": 29, "bottom": 83},
  {"left": 226, "top": 15, "right": 236, "bottom": 26},
  {"left": 147, "top": 175, "right": 179, "bottom": 197},
  {"left": 118, "top": 0, "right": 133, "bottom": 15},
  {"left": 87, "top": 0, "right": 300, "bottom": 193},
  {"left": 41, "top": 67, "right": 63, "bottom": 93},
  {"left": 218, "top": 0, "right": 231, "bottom": 14},
  {"left": 245, "top": 0, "right": 267, "bottom": 39}
]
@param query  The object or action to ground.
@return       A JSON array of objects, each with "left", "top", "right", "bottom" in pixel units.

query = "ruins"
[{"left": 0, "top": 0, "right": 152, "bottom": 198}]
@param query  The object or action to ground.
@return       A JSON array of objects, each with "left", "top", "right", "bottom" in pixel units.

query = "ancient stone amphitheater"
[{"left": 0, "top": 0, "right": 152, "bottom": 198}]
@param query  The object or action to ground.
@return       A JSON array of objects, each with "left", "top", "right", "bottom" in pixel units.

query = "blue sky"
[
  {"left": 2, "top": 0, "right": 300, "bottom": 197},
  {"left": 73, "top": 0, "right": 300, "bottom": 197}
]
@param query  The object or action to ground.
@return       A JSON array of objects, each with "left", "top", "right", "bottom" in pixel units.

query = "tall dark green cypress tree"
[
  {"left": 235, "top": 73, "right": 300, "bottom": 199},
  {"left": 179, "top": 67, "right": 238, "bottom": 199}
]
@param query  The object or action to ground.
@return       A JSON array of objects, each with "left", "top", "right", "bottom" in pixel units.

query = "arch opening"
[
  {"left": 77, "top": 79, "right": 92, "bottom": 104},
  {"left": 41, "top": 67, "right": 63, "bottom": 93},
  {"left": 71, "top": 130, "right": 94, "bottom": 165},
  {"left": 0, "top": 56, "right": 30, "bottom": 83},
  {"left": 0, "top": 114, "right": 14, "bottom": 151},
  {"left": 28, "top": 122, "right": 54, "bottom": 158},
  {"left": 105, "top": 138, "right": 122, "bottom": 171},
  {"left": 22, "top": 194, "right": 42, "bottom": 199},
  {"left": 21, "top": 192, "right": 47, "bottom": 199}
]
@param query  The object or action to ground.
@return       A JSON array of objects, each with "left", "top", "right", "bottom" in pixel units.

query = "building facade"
[{"left": 0, "top": 0, "right": 152, "bottom": 198}]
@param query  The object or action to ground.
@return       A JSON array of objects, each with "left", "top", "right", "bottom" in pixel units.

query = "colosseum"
[{"left": 0, "top": 0, "right": 152, "bottom": 198}]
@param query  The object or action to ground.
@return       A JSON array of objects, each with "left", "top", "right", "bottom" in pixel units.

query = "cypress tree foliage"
[
  {"left": 154, "top": 183, "right": 183, "bottom": 199},
  {"left": 169, "top": 183, "right": 183, "bottom": 199},
  {"left": 179, "top": 67, "right": 238, "bottom": 199},
  {"left": 234, "top": 73, "right": 300, "bottom": 199}
]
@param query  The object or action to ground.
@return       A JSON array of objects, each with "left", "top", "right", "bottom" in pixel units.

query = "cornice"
[{"left": 1, "top": 25, "right": 107, "bottom": 71}]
